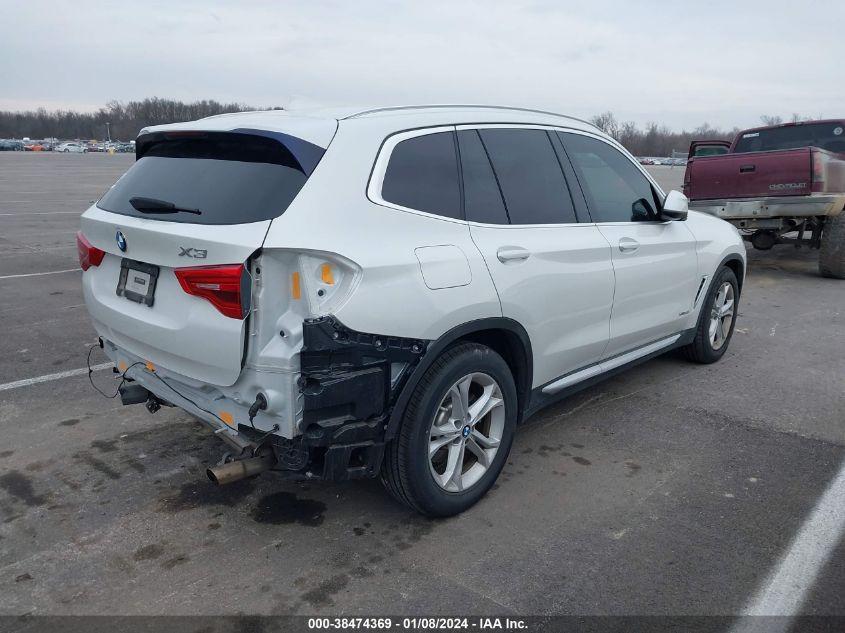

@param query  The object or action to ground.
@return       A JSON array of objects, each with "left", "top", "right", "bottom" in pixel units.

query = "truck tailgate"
[{"left": 687, "top": 148, "right": 812, "bottom": 200}]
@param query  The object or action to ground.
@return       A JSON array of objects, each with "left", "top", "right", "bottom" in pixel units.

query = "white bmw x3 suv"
[{"left": 79, "top": 105, "right": 745, "bottom": 516}]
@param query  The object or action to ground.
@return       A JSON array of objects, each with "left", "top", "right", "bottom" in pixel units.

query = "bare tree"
[
  {"left": 760, "top": 115, "right": 783, "bottom": 126},
  {"left": 580, "top": 112, "right": 736, "bottom": 156},
  {"left": 590, "top": 111, "right": 620, "bottom": 140}
]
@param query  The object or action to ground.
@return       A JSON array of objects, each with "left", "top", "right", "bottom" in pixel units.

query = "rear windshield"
[
  {"left": 693, "top": 145, "right": 729, "bottom": 157},
  {"left": 734, "top": 122, "right": 845, "bottom": 154},
  {"left": 97, "top": 132, "right": 322, "bottom": 225}
]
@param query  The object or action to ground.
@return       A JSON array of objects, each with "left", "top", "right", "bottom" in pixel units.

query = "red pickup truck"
[{"left": 684, "top": 119, "right": 845, "bottom": 278}]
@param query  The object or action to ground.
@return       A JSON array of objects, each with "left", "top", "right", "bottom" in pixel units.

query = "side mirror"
[{"left": 661, "top": 190, "right": 689, "bottom": 221}]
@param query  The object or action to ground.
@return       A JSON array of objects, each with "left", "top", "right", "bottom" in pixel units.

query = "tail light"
[
  {"left": 175, "top": 264, "right": 251, "bottom": 319},
  {"left": 811, "top": 151, "right": 825, "bottom": 193},
  {"left": 682, "top": 161, "right": 692, "bottom": 197},
  {"left": 76, "top": 231, "right": 105, "bottom": 271}
]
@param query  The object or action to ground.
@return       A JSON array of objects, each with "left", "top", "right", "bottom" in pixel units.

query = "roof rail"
[{"left": 342, "top": 104, "right": 596, "bottom": 127}]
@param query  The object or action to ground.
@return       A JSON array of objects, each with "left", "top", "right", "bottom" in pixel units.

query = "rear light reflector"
[
  {"left": 291, "top": 271, "right": 302, "bottom": 300},
  {"left": 175, "top": 264, "right": 250, "bottom": 319},
  {"left": 76, "top": 231, "right": 105, "bottom": 271},
  {"left": 811, "top": 151, "right": 825, "bottom": 193}
]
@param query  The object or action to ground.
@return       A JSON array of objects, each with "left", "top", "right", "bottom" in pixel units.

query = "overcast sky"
[{"left": 1, "top": 0, "right": 841, "bottom": 130}]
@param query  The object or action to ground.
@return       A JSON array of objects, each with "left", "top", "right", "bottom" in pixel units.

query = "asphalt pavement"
[{"left": 0, "top": 154, "right": 842, "bottom": 619}]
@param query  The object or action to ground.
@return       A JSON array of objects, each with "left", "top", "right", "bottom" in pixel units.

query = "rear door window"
[
  {"left": 479, "top": 129, "right": 577, "bottom": 225},
  {"left": 381, "top": 131, "right": 462, "bottom": 219},
  {"left": 457, "top": 130, "right": 509, "bottom": 224},
  {"left": 97, "top": 132, "right": 321, "bottom": 225},
  {"left": 560, "top": 132, "right": 661, "bottom": 223}
]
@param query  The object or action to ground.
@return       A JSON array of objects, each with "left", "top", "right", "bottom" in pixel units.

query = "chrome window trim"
[
  {"left": 367, "top": 121, "right": 668, "bottom": 228},
  {"left": 366, "top": 125, "right": 465, "bottom": 224}
]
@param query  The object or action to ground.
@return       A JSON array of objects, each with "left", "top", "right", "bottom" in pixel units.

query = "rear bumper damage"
[
  {"left": 296, "top": 316, "right": 428, "bottom": 480},
  {"left": 102, "top": 315, "right": 429, "bottom": 483}
]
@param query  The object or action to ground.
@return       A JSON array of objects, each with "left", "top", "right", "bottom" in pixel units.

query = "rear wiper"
[{"left": 129, "top": 196, "right": 202, "bottom": 215}]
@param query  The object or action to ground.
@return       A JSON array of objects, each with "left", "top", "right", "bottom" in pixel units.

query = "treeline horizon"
[
  {"left": 588, "top": 111, "right": 816, "bottom": 157},
  {"left": 588, "top": 111, "right": 735, "bottom": 157},
  {"left": 0, "top": 98, "right": 257, "bottom": 142},
  {"left": 0, "top": 98, "right": 809, "bottom": 157}
]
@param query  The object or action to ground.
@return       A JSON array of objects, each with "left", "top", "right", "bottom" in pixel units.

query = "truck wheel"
[
  {"left": 381, "top": 343, "right": 517, "bottom": 517},
  {"left": 682, "top": 266, "right": 739, "bottom": 364},
  {"left": 819, "top": 212, "right": 845, "bottom": 279}
]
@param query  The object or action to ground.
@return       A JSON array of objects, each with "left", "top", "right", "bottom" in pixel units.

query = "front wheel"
[
  {"left": 381, "top": 343, "right": 517, "bottom": 517},
  {"left": 682, "top": 266, "right": 739, "bottom": 364}
]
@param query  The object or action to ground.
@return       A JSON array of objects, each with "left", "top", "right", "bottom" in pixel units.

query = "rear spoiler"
[{"left": 134, "top": 129, "right": 326, "bottom": 176}]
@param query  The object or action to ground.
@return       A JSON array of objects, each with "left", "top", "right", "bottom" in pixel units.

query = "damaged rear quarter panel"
[{"left": 298, "top": 315, "right": 428, "bottom": 445}]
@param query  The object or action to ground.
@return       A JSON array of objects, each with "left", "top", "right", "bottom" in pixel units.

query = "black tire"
[
  {"left": 819, "top": 212, "right": 845, "bottom": 279},
  {"left": 682, "top": 266, "right": 739, "bottom": 364},
  {"left": 381, "top": 343, "right": 517, "bottom": 517}
]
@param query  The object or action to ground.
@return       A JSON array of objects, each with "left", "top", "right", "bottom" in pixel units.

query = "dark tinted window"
[
  {"left": 734, "top": 121, "right": 845, "bottom": 154},
  {"left": 561, "top": 132, "right": 660, "bottom": 223},
  {"left": 97, "top": 133, "right": 318, "bottom": 225},
  {"left": 382, "top": 132, "right": 461, "bottom": 219},
  {"left": 693, "top": 145, "right": 729, "bottom": 157},
  {"left": 457, "top": 130, "right": 509, "bottom": 224},
  {"left": 479, "top": 129, "right": 576, "bottom": 225}
]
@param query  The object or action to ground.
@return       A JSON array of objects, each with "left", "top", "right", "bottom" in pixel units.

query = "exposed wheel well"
[{"left": 454, "top": 328, "right": 532, "bottom": 423}]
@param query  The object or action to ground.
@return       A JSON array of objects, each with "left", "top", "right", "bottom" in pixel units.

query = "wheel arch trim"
[
  {"left": 692, "top": 254, "right": 745, "bottom": 336},
  {"left": 720, "top": 253, "right": 746, "bottom": 293},
  {"left": 385, "top": 317, "right": 533, "bottom": 441}
]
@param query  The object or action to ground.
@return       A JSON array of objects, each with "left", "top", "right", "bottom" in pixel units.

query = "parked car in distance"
[
  {"left": 79, "top": 105, "right": 746, "bottom": 516},
  {"left": 23, "top": 142, "right": 46, "bottom": 151},
  {"left": 684, "top": 119, "right": 845, "bottom": 278},
  {"left": 56, "top": 142, "right": 88, "bottom": 153},
  {"left": 0, "top": 139, "right": 24, "bottom": 151},
  {"left": 103, "top": 142, "right": 133, "bottom": 153}
]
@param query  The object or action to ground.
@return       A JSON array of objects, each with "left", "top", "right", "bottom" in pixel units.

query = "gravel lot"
[{"left": 0, "top": 154, "right": 842, "bottom": 618}]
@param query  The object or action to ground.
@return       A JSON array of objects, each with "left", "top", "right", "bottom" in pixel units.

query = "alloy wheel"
[
  {"left": 709, "top": 281, "right": 735, "bottom": 350},
  {"left": 428, "top": 372, "right": 505, "bottom": 492}
]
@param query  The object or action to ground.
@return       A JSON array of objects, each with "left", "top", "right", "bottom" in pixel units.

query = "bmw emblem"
[
  {"left": 462, "top": 425, "right": 471, "bottom": 438},
  {"left": 116, "top": 230, "right": 127, "bottom": 252}
]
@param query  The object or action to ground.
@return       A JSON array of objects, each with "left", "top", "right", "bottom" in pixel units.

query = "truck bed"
[
  {"left": 685, "top": 147, "right": 814, "bottom": 200},
  {"left": 684, "top": 146, "right": 845, "bottom": 209}
]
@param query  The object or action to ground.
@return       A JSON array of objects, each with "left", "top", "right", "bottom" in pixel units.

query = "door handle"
[
  {"left": 496, "top": 247, "right": 531, "bottom": 263},
  {"left": 618, "top": 238, "right": 640, "bottom": 253},
  {"left": 739, "top": 164, "right": 756, "bottom": 173}
]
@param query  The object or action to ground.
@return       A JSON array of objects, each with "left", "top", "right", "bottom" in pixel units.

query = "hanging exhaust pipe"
[{"left": 207, "top": 449, "right": 276, "bottom": 485}]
